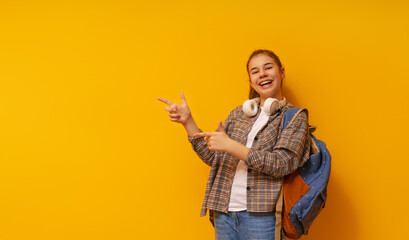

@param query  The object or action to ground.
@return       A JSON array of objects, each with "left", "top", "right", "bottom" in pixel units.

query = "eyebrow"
[{"left": 250, "top": 62, "right": 274, "bottom": 72}]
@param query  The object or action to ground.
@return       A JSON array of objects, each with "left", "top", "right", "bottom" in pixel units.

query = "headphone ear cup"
[
  {"left": 263, "top": 98, "right": 279, "bottom": 115},
  {"left": 243, "top": 99, "right": 259, "bottom": 117}
]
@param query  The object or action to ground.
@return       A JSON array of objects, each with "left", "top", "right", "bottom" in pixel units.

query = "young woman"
[{"left": 158, "top": 49, "right": 311, "bottom": 240}]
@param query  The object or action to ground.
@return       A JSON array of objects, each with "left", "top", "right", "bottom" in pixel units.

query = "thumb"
[
  {"left": 218, "top": 120, "right": 224, "bottom": 132},
  {"left": 180, "top": 92, "right": 187, "bottom": 104}
]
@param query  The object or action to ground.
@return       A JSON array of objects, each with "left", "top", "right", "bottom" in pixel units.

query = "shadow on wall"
[{"left": 284, "top": 88, "right": 359, "bottom": 239}]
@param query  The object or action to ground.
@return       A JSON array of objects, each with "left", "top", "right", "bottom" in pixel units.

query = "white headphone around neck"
[{"left": 243, "top": 97, "right": 286, "bottom": 117}]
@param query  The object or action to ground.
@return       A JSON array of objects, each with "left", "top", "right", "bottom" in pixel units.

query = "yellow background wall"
[{"left": 1, "top": 0, "right": 408, "bottom": 239}]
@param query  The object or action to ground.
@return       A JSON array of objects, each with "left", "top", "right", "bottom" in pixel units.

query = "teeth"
[{"left": 260, "top": 81, "right": 272, "bottom": 86}]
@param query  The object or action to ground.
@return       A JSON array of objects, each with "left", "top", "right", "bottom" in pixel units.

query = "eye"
[
  {"left": 265, "top": 66, "right": 272, "bottom": 70},
  {"left": 251, "top": 71, "right": 259, "bottom": 74}
]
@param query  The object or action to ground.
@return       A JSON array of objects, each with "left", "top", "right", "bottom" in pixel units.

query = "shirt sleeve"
[
  {"left": 187, "top": 129, "right": 215, "bottom": 166},
  {"left": 187, "top": 106, "right": 238, "bottom": 166},
  {"left": 245, "top": 110, "right": 311, "bottom": 177}
]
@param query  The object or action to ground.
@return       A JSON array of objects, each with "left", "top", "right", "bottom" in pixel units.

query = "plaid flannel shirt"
[{"left": 188, "top": 103, "right": 311, "bottom": 217}]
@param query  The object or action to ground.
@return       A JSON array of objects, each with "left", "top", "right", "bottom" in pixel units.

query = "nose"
[{"left": 259, "top": 69, "right": 267, "bottom": 79}]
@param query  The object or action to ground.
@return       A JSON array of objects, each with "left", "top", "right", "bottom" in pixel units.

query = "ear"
[{"left": 280, "top": 67, "right": 286, "bottom": 79}]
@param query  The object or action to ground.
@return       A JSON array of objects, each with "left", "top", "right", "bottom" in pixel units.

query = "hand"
[
  {"left": 193, "top": 121, "right": 233, "bottom": 152},
  {"left": 157, "top": 92, "right": 192, "bottom": 125}
]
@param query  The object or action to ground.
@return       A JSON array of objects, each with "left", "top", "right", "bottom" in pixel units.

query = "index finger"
[
  {"left": 193, "top": 132, "right": 216, "bottom": 137},
  {"left": 157, "top": 97, "right": 174, "bottom": 105}
]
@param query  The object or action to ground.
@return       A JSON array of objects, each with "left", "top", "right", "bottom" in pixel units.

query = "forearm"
[
  {"left": 183, "top": 116, "right": 201, "bottom": 137},
  {"left": 245, "top": 129, "right": 311, "bottom": 177},
  {"left": 245, "top": 149, "right": 299, "bottom": 177},
  {"left": 226, "top": 140, "right": 250, "bottom": 162},
  {"left": 186, "top": 116, "right": 215, "bottom": 166},
  {"left": 227, "top": 141, "right": 301, "bottom": 176}
]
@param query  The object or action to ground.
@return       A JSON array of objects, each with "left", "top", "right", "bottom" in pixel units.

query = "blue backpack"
[{"left": 275, "top": 108, "right": 331, "bottom": 239}]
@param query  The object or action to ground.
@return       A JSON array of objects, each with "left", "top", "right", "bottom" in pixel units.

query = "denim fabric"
[{"left": 214, "top": 211, "right": 278, "bottom": 240}]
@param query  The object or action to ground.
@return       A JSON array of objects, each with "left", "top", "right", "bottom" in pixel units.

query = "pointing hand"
[
  {"left": 157, "top": 92, "right": 192, "bottom": 125},
  {"left": 193, "top": 121, "right": 233, "bottom": 152}
]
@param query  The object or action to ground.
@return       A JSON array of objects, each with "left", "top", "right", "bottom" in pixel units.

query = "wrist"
[
  {"left": 183, "top": 115, "right": 194, "bottom": 127},
  {"left": 183, "top": 115, "right": 200, "bottom": 137},
  {"left": 227, "top": 140, "right": 250, "bottom": 162}
]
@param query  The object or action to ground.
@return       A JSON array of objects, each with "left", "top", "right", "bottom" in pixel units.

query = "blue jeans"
[{"left": 214, "top": 211, "right": 279, "bottom": 240}]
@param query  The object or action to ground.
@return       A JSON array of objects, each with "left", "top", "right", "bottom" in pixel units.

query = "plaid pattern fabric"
[{"left": 188, "top": 103, "right": 311, "bottom": 217}]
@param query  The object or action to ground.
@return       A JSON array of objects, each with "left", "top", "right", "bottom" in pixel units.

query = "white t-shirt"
[{"left": 228, "top": 107, "right": 270, "bottom": 211}]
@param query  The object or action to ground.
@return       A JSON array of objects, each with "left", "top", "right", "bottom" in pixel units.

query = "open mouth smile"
[{"left": 259, "top": 80, "right": 273, "bottom": 88}]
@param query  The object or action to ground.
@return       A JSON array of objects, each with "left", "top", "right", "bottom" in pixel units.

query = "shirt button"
[{"left": 247, "top": 186, "right": 251, "bottom": 191}]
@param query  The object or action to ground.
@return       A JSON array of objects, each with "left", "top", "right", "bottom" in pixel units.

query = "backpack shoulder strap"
[{"left": 282, "top": 107, "right": 306, "bottom": 130}]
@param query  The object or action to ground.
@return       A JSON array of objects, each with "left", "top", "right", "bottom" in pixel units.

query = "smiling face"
[{"left": 248, "top": 53, "right": 285, "bottom": 106}]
